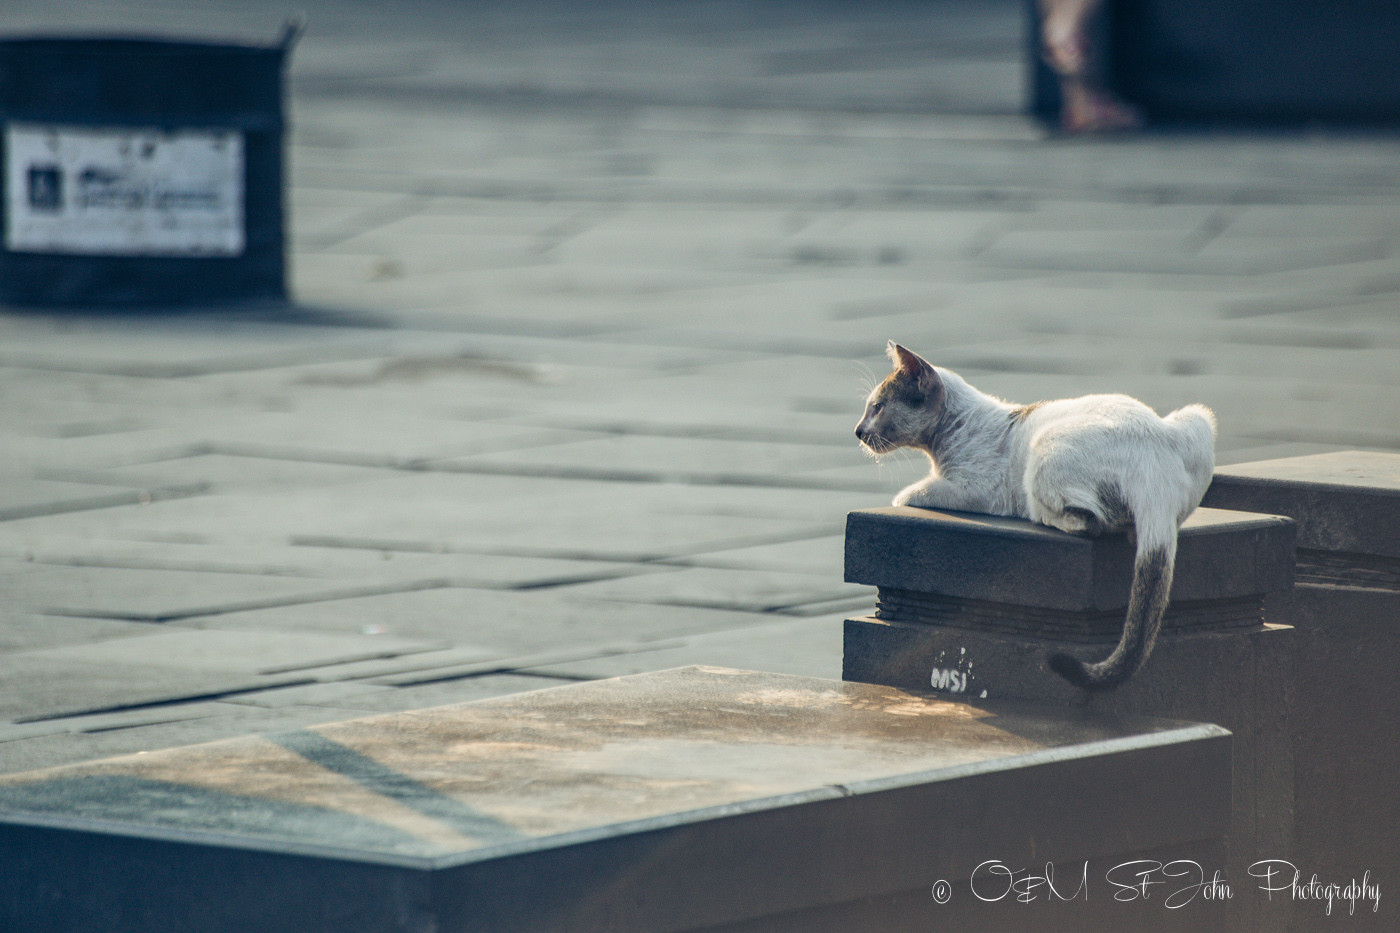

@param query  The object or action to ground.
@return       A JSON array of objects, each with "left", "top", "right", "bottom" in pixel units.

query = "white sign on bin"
[{"left": 4, "top": 123, "right": 244, "bottom": 257}]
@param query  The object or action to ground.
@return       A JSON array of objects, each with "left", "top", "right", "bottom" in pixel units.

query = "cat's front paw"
[{"left": 892, "top": 486, "right": 920, "bottom": 508}]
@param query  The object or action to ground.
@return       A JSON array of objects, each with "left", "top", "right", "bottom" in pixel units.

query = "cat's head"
[{"left": 855, "top": 342, "right": 945, "bottom": 454}]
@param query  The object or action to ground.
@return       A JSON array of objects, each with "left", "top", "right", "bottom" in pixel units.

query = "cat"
[{"left": 855, "top": 341, "right": 1216, "bottom": 691}]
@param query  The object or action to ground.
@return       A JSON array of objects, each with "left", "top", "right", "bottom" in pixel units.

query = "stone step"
[{"left": 0, "top": 666, "right": 1229, "bottom": 933}]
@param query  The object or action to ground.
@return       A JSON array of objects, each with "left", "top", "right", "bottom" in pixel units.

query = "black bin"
[{"left": 0, "top": 30, "right": 295, "bottom": 307}]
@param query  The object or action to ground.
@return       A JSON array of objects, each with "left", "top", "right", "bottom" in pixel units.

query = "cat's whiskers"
[{"left": 853, "top": 360, "right": 880, "bottom": 399}]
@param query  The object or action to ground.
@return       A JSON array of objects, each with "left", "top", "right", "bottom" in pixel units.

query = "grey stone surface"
[
  {"left": 845, "top": 506, "right": 1295, "bottom": 612},
  {"left": 520, "top": 614, "right": 845, "bottom": 682},
  {"left": 5, "top": 562, "right": 430, "bottom": 623},
  {"left": 1195, "top": 452, "right": 1400, "bottom": 933},
  {"left": 0, "top": 0, "right": 1397, "bottom": 808},
  {"left": 1204, "top": 450, "right": 1400, "bottom": 561},
  {"left": 844, "top": 616, "right": 1294, "bottom": 933},
  {"left": 0, "top": 667, "right": 1231, "bottom": 932}
]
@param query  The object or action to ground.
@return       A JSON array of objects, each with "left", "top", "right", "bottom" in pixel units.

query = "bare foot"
[{"left": 1061, "top": 80, "right": 1143, "bottom": 133}]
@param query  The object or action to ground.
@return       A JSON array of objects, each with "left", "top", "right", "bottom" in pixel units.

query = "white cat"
[{"left": 856, "top": 342, "right": 1216, "bottom": 691}]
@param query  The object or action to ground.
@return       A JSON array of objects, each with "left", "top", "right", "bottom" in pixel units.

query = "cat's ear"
[
  {"left": 886, "top": 340, "right": 915, "bottom": 370},
  {"left": 887, "top": 342, "right": 940, "bottom": 394}
]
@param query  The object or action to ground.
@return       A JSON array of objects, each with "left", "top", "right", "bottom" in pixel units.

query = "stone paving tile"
[
  {"left": 47, "top": 453, "right": 396, "bottom": 495},
  {"left": 6, "top": 563, "right": 437, "bottom": 624},
  {"left": 8, "top": 540, "right": 665, "bottom": 595},
  {"left": 0, "top": 316, "right": 386, "bottom": 379},
  {"left": 51, "top": 472, "right": 842, "bottom": 559},
  {"left": 0, "top": 703, "right": 396, "bottom": 776},
  {"left": 520, "top": 614, "right": 846, "bottom": 683},
  {"left": 0, "top": 605, "right": 150, "bottom": 653},
  {"left": 562, "top": 564, "right": 869, "bottom": 614},
  {"left": 184, "top": 586, "right": 801, "bottom": 661},
  {"left": 0, "top": 702, "right": 234, "bottom": 748},
  {"left": 431, "top": 434, "right": 872, "bottom": 484},
  {"left": 26, "top": 628, "right": 444, "bottom": 677},
  {"left": 0, "top": 652, "right": 313, "bottom": 723},
  {"left": 0, "top": 478, "right": 203, "bottom": 522},
  {"left": 664, "top": 535, "right": 850, "bottom": 578}
]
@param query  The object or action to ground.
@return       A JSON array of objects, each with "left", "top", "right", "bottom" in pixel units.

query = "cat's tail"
[{"left": 1047, "top": 511, "right": 1177, "bottom": 692}]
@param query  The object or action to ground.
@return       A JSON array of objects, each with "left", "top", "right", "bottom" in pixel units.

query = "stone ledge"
[
  {"left": 1204, "top": 451, "right": 1400, "bottom": 579},
  {"left": 844, "top": 506, "right": 1295, "bottom": 614}
]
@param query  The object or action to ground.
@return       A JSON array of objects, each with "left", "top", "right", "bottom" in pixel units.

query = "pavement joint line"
[
  {"left": 34, "top": 578, "right": 455, "bottom": 625},
  {"left": 576, "top": 594, "right": 874, "bottom": 617},
  {"left": 0, "top": 708, "right": 223, "bottom": 744},
  {"left": 0, "top": 482, "right": 211, "bottom": 523},
  {"left": 289, "top": 534, "right": 680, "bottom": 564},
  {"left": 255, "top": 642, "right": 456, "bottom": 677},
  {"left": 290, "top": 167, "right": 1359, "bottom": 211},
  {"left": 204, "top": 440, "right": 418, "bottom": 471},
  {"left": 26, "top": 442, "right": 218, "bottom": 474},
  {"left": 362, "top": 639, "right": 691, "bottom": 688},
  {"left": 14, "top": 554, "right": 312, "bottom": 578},
  {"left": 300, "top": 192, "right": 433, "bottom": 251},
  {"left": 11, "top": 678, "right": 321, "bottom": 726},
  {"left": 422, "top": 459, "right": 890, "bottom": 492},
  {"left": 201, "top": 440, "right": 886, "bottom": 491},
  {"left": 0, "top": 342, "right": 393, "bottom": 380},
  {"left": 506, "top": 569, "right": 677, "bottom": 591},
  {"left": 485, "top": 417, "right": 861, "bottom": 448},
  {"left": 287, "top": 527, "right": 844, "bottom": 565}
]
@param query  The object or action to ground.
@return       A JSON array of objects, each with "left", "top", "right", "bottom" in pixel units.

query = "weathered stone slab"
[
  {"left": 0, "top": 667, "right": 1230, "bottom": 933},
  {"left": 845, "top": 505, "right": 1295, "bottom": 617}
]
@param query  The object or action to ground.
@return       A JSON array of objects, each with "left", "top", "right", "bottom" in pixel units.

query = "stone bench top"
[
  {"left": 0, "top": 666, "right": 1222, "bottom": 869},
  {"left": 1206, "top": 450, "right": 1400, "bottom": 560},
  {"left": 845, "top": 506, "right": 1295, "bottom": 612}
]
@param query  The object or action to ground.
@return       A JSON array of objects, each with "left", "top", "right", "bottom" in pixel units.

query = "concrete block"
[
  {"left": 1203, "top": 451, "right": 1400, "bottom": 932},
  {"left": 0, "top": 667, "right": 1231, "bottom": 932}
]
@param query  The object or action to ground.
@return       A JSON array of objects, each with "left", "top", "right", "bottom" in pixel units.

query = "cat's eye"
[{"left": 870, "top": 401, "right": 885, "bottom": 414}]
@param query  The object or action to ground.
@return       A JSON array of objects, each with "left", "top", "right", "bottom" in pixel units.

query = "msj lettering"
[{"left": 930, "top": 667, "right": 967, "bottom": 693}]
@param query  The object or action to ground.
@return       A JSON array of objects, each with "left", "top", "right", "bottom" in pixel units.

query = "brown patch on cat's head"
[{"left": 855, "top": 343, "right": 946, "bottom": 454}]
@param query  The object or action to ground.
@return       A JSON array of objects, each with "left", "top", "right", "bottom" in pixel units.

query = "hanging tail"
[{"left": 1048, "top": 517, "right": 1177, "bottom": 691}]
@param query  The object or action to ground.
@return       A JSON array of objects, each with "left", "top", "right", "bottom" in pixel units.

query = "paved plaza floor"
[{"left": 2, "top": 0, "right": 1399, "bottom": 773}]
